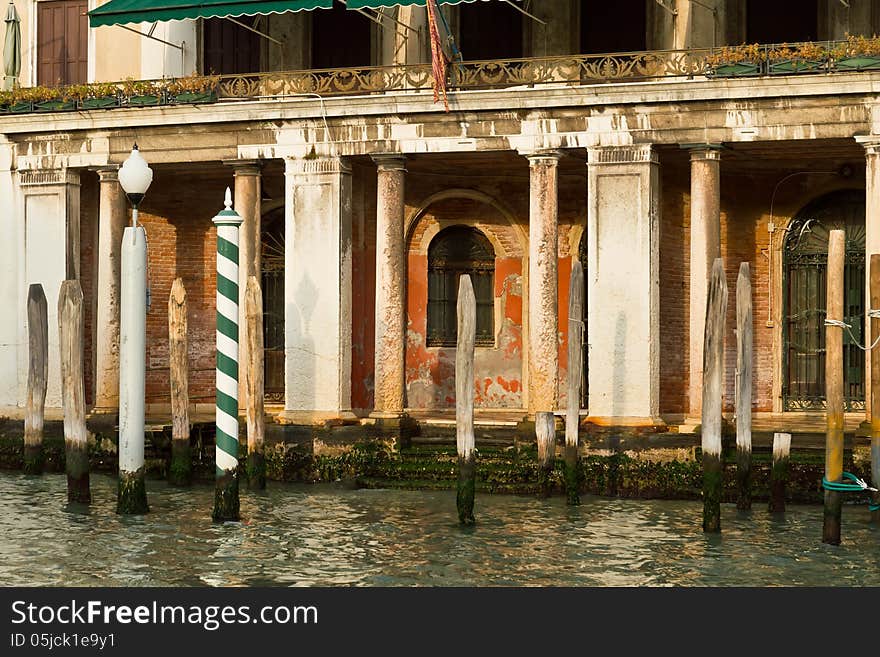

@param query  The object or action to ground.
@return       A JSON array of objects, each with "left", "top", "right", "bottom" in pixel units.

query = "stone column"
[
  {"left": 857, "top": 136, "right": 880, "bottom": 421},
  {"left": 526, "top": 151, "right": 561, "bottom": 414},
  {"left": 371, "top": 154, "right": 407, "bottom": 418},
  {"left": 585, "top": 145, "right": 664, "bottom": 429},
  {"left": 282, "top": 157, "right": 353, "bottom": 422},
  {"left": 93, "top": 167, "right": 127, "bottom": 412},
  {"left": 225, "top": 159, "right": 262, "bottom": 410},
  {"left": 686, "top": 144, "right": 722, "bottom": 427}
]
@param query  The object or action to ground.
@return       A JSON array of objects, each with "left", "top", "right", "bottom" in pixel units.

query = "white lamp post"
[{"left": 116, "top": 143, "right": 152, "bottom": 515}]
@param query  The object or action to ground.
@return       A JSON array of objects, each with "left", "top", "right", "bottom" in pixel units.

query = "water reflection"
[{"left": 0, "top": 473, "right": 877, "bottom": 586}]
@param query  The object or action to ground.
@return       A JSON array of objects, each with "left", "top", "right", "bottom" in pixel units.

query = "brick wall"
[{"left": 130, "top": 169, "right": 229, "bottom": 404}]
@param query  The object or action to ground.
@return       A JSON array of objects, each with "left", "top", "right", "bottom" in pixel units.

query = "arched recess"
[
  {"left": 781, "top": 189, "right": 865, "bottom": 412},
  {"left": 406, "top": 188, "right": 527, "bottom": 257},
  {"left": 405, "top": 189, "right": 529, "bottom": 410}
]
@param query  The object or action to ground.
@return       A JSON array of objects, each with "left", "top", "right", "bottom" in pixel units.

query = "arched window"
[
  {"left": 783, "top": 189, "right": 865, "bottom": 411},
  {"left": 427, "top": 226, "right": 495, "bottom": 347}
]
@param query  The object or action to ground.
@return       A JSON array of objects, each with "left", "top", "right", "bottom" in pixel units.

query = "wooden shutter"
[
  {"left": 203, "top": 17, "right": 261, "bottom": 75},
  {"left": 37, "top": 0, "right": 87, "bottom": 86}
]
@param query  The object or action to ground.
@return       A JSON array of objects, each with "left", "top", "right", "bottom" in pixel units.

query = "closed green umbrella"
[{"left": 3, "top": 1, "right": 21, "bottom": 91}]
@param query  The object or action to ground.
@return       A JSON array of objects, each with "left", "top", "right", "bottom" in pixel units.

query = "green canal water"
[{"left": 1, "top": 472, "right": 878, "bottom": 587}]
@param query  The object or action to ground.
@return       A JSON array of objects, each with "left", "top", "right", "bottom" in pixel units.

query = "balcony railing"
[
  {"left": 216, "top": 47, "right": 714, "bottom": 99},
  {"left": 2, "top": 40, "right": 880, "bottom": 116}
]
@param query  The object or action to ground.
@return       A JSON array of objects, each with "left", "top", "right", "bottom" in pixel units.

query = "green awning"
[
  {"left": 89, "top": 0, "right": 331, "bottom": 27},
  {"left": 345, "top": 0, "right": 501, "bottom": 7}
]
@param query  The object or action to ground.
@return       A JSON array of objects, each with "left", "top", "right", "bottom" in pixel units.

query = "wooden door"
[{"left": 37, "top": 0, "right": 87, "bottom": 86}]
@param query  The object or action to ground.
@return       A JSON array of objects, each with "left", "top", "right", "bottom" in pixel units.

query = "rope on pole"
[{"left": 823, "top": 308, "right": 880, "bottom": 351}]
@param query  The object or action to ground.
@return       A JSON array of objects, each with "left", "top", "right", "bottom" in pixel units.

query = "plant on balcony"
[
  {"left": 766, "top": 42, "right": 827, "bottom": 74},
  {"left": 706, "top": 44, "right": 763, "bottom": 77},
  {"left": 11, "top": 85, "right": 60, "bottom": 112},
  {"left": 70, "top": 82, "right": 121, "bottom": 109},
  {"left": 0, "top": 90, "right": 12, "bottom": 113},
  {"left": 167, "top": 73, "right": 220, "bottom": 104},
  {"left": 122, "top": 78, "right": 165, "bottom": 106},
  {"left": 831, "top": 34, "right": 880, "bottom": 71}
]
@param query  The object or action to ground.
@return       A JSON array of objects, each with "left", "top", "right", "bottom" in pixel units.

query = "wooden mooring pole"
[
  {"left": 456, "top": 274, "right": 476, "bottom": 525},
  {"left": 823, "top": 229, "right": 845, "bottom": 545},
  {"left": 59, "top": 280, "right": 90, "bottom": 504},
  {"left": 245, "top": 276, "right": 266, "bottom": 490},
  {"left": 870, "top": 254, "right": 880, "bottom": 522},
  {"left": 702, "top": 258, "right": 728, "bottom": 533},
  {"left": 769, "top": 432, "right": 791, "bottom": 513},
  {"left": 735, "top": 262, "right": 752, "bottom": 510},
  {"left": 24, "top": 283, "right": 48, "bottom": 475},
  {"left": 168, "top": 278, "right": 191, "bottom": 486},
  {"left": 565, "top": 260, "right": 584, "bottom": 506}
]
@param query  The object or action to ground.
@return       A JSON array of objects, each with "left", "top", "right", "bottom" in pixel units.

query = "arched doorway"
[
  {"left": 578, "top": 231, "right": 589, "bottom": 409},
  {"left": 782, "top": 189, "right": 865, "bottom": 411},
  {"left": 261, "top": 207, "right": 285, "bottom": 402}
]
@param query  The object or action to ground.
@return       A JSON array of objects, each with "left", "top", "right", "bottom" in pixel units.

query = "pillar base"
[
  {"left": 368, "top": 412, "right": 417, "bottom": 450},
  {"left": 585, "top": 416, "right": 667, "bottom": 432},
  {"left": 277, "top": 410, "right": 359, "bottom": 426},
  {"left": 86, "top": 411, "right": 119, "bottom": 433}
]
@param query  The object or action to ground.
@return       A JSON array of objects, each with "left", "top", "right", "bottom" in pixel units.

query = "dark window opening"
[
  {"left": 203, "top": 16, "right": 262, "bottom": 75},
  {"left": 312, "top": 1, "right": 372, "bottom": 68},
  {"left": 427, "top": 226, "right": 495, "bottom": 347},
  {"left": 580, "top": 0, "right": 646, "bottom": 54},
  {"left": 459, "top": 3, "right": 523, "bottom": 60},
  {"left": 746, "top": 0, "right": 818, "bottom": 44}
]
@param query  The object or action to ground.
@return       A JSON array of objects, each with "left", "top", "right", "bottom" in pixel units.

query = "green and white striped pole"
[{"left": 212, "top": 187, "right": 243, "bottom": 522}]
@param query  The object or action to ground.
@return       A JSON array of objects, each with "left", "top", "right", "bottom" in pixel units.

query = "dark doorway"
[
  {"left": 580, "top": 0, "right": 647, "bottom": 54},
  {"left": 783, "top": 189, "right": 865, "bottom": 411},
  {"left": 203, "top": 17, "right": 262, "bottom": 74},
  {"left": 578, "top": 231, "right": 589, "bottom": 409},
  {"left": 459, "top": 2, "right": 523, "bottom": 60},
  {"left": 747, "top": 0, "right": 818, "bottom": 44},
  {"left": 261, "top": 207, "right": 285, "bottom": 402},
  {"left": 312, "top": 1, "right": 372, "bottom": 68}
]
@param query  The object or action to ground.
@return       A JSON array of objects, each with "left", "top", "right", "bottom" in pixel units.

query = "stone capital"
[
  {"left": 523, "top": 150, "right": 563, "bottom": 166},
  {"left": 371, "top": 153, "right": 407, "bottom": 172},
  {"left": 682, "top": 143, "right": 723, "bottom": 162},
  {"left": 285, "top": 156, "right": 351, "bottom": 177},
  {"left": 855, "top": 135, "right": 880, "bottom": 157},
  {"left": 223, "top": 158, "right": 263, "bottom": 176},
  {"left": 587, "top": 144, "right": 657, "bottom": 166},
  {"left": 18, "top": 168, "right": 81, "bottom": 187},
  {"left": 94, "top": 165, "right": 120, "bottom": 182}
]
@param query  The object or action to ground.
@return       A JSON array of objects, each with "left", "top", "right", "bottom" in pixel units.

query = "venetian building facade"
[{"left": 2, "top": 0, "right": 880, "bottom": 434}]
